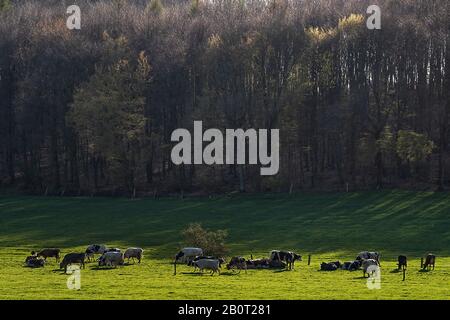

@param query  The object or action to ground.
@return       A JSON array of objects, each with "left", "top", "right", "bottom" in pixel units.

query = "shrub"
[{"left": 181, "top": 223, "right": 228, "bottom": 257}]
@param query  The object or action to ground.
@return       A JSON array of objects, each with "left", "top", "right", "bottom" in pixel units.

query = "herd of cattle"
[
  {"left": 24, "top": 245, "right": 143, "bottom": 272},
  {"left": 24, "top": 245, "right": 437, "bottom": 278},
  {"left": 174, "top": 248, "right": 437, "bottom": 277}
]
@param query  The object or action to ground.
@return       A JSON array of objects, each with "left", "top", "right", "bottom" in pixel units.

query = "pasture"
[{"left": 0, "top": 190, "right": 449, "bottom": 300}]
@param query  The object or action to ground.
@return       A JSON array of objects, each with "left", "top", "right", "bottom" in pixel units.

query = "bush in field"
[{"left": 182, "top": 223, "right": 228, "bottom": 257}]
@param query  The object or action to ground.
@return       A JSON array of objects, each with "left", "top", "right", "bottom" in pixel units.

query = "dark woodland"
[{"left": 0, "top": 0, "right": 449, "bottom": 196}]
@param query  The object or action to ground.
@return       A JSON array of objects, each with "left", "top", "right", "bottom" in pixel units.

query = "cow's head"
[
  {"left": 175, "top": 251, "right": 184, "bottom": 261},
  {"left": 293, "top": 253, "right": 302, "bottom": 261}
]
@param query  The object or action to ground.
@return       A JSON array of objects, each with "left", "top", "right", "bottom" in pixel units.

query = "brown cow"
[
  {"left": 37, "top": 248, "right": 61, "bottom": 262},
  {"left": 423, "top": 254, "right": 436, "bottom": 271}
]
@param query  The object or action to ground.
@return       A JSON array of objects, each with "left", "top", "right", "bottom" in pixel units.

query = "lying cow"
[
  {"left": 99, "top": 251, "right": 124, "bottom": 267},
  {"left": 60, "top": 253, "right": 85, "bottom": 273},
  {"left": 246, "top": 258, "right": 270, "bottom": 269},
  {"left": 37, "top": 248, "right": 61, "bottom": 262},
  {"left": 193, "top": 258, "right": 221, "bottom": 275},
  {"left": 85, "top": 244, "right": 107, "bottom": 261},
  {"left": 356, "top": 251, "right": 380, "bottom": 266},
  {"left": 342, "top": 260, "right": 361, "bottom": 271},
  {"left": 320, "top": 262, "right": 339, "bottom": 271},
  {"left": 24, "top": 252, "right": 45, "bottom": 268},
  {"left": 423, "top": 254, "right": 436, "bottom": 271},
  {"left": 362, "top": 259, "right": 380, "bottom": 278},
  {"left": 124, "top": 248, "right": 144, "bottom": 264},
  {"left": 270, "top": 250, "right": 302, "bottom": 270},
  {"left": 397, "top": 255, "right": 407, "bottom": 271},
  {"left": 175, "top": 247, "right": 203, "bottom": 264}
]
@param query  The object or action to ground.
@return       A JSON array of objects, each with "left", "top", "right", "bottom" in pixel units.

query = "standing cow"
[
  {"left": 356, "top": 251, "right": 381, "bottom": 266},
  {"left": 175, "top": 248, "right": 203, "bottom": 264},
  {"left": 397, "top": 255, "right": 407, "bottom": 271},
  {"left": 270, "top": 250, "right": 302, "bottom": 270},
  {"left": 423, "top": 254, "right": 436, "bottom": 271},
  {"left": 37, "top": 248, "right": 61, "bottom": 263},
  {"left": 85, "top": 244, "right": 107, "bottom": 261},
  {"left": 124, "top": 248, "right": 144, "bottom": 264},
  {"left": 60, "top": 253, "right": 85, "bottom": 273}
]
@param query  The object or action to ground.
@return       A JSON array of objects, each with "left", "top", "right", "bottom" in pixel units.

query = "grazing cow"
[
  {"left": 85, "top": 244, "right": 107, "bottom": 261},
  {"left": 193, "top": 259, "right": 221, "bottom": 275},
  {"left": 397, "top": 255, "right": 407, "bottom": 270},
  {"left": 37, "top": 248, "right": 61, "bottom": 262},
  {"left": 270, "top": 250, "right": 302, "bottom": 270},
  {"left": 356, "top": 251, "right": 380, "bottom": 265},
  {"left": 124, "top": 248, "right": 144, "bottom": 264},
  {"left": 320, "top": 262, "right": 339, "bottom": 271},
  {"left": 175, "top": 247, "right": 203, "bottom": 263},
  {"left": 188, "top": 256, "right": 225, "bottom": 271},
  {"left": 423, "top": 254, "right": 436, "bottom": 271},
  {"left": 227, "top": 256, "right": 247, "bottom": 273},
  {"left": 60, "top": 253, "right": 85, "bottom": 273},
  {"left": 362, "top": 259, "right": 380, "bottom": 278},
  {"left": 99, "top": 251, "right": 124, "bottom": 267}
]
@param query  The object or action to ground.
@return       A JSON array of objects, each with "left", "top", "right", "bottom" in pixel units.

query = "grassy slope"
[{"left": 0, "top": 190, "right": 449, "bottom": 299}]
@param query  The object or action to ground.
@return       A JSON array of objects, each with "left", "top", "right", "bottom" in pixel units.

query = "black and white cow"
[
  {"left": 356, "top": 251, "right": 381, "bottom": 266},
  {"left": 175, "top": 248, "right": 203, "bottom": 264},
  {"left": 342, "top": 260, "right": 361, "bottom": 271},
  {"left": 270, "top": 250, "right": 302, "bottom": 270},
  {"left": 85, "top": 244, "right": 107, "bottom": 261},
  {"left": 320, "top": 262, "right": 339, "bottom": 271}
]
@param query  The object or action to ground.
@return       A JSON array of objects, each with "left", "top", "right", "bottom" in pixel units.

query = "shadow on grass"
[
  {"left": 418, "top": 269, "right": 433, "bottom": 273},
  {"left": 179, "top": 271, "right": 221, "bottom": 276},
  {"left": 272, "top": 269, "right": 291, "bottom": 273},
  {"left": 390, "top": 269, "right": 401, "bottom": 273},
  {"left": 90, "top": 265, "right": 129, "bottom": 271}
]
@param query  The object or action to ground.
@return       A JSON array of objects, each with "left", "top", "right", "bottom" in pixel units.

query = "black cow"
[
  {"left": 320, "top": 262, "right": 338, "bottom": 271},
  {"left": 342, "top": 260, "right": 361, "bottom": 271},
  {"left": 60, "top": 253, "right": 86, "bottom": 273},
  {"left": 397, "top": 255, "right": 407, "bottom": 270},
  {"left": 423, "top": 254, "right": 436, "bottom": 271},
  {"left": 270, "top": 250, "right": 302, "bottom": 270},
  {"left": 24, "top": 252, "right": 45, "bottom": 268},
  {"left": 226, "top": 256, "right": 247, "bottom": 273},
  {"left": 341, "top": 261, "right": 352, "bottom": 270},
  {"left": 37, "top": 248, "right": 61, "bottom": 262}
]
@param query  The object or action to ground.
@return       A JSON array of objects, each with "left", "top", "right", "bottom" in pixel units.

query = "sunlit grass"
[{"left": 0, "top": 190, "right": 449, "bottom": 299}]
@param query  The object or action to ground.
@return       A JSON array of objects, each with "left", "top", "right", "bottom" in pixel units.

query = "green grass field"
[{"left": 0, "top": 190, "right": 449, "bottom": 300}]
